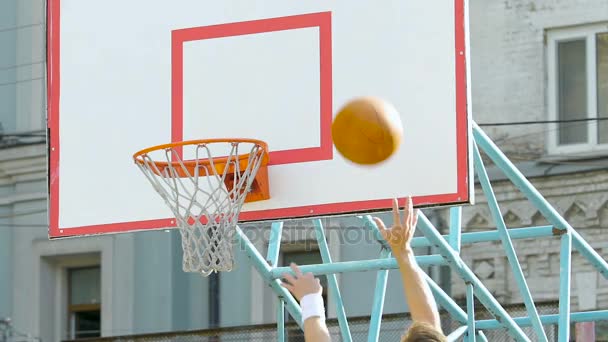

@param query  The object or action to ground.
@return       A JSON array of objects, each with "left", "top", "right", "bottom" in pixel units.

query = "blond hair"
[{"left": 401, "top": 322, "right": 446, "bottom": 342}]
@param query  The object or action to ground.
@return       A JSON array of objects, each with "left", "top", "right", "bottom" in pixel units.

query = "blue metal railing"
[{"left": 230, "top": 123, "right": 608, "bottom": 341}]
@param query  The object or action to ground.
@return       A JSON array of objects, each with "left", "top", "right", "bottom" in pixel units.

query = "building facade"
[
  {"left": 0, "top": 0, "right": 606, "bottom": 341},
  {"left": 456, "top": 0, "right": 608, "bottom": 304},
  {"left": 452, "top": 0, "right": 608, "bottom": 339}
]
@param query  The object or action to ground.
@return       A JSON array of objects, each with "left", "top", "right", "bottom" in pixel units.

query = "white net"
[{"left": 134, "top": 140, "right": 267, "bottom": 276}]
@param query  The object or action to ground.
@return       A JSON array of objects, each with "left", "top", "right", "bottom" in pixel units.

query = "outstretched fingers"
[
  {"left": 392, "top": 198, "right": 401, "bottom": 226},
  {"left": 373, "top": 217, "right": 389, "bottom": 240},
  {"left": 400, "top": 197, "right": 419, "bottom": 242},
  {"left": 404, "top": 197, "right": 414, "bottom": 227}
]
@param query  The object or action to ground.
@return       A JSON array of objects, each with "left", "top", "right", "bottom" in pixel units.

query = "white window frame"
[{"left": 547, "top": 22, "right": 608, "bottom": 156}]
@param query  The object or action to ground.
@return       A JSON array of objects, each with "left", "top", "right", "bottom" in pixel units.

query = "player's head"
[{"left": 401, "top": 322, "right": 446, "bottom": 342}]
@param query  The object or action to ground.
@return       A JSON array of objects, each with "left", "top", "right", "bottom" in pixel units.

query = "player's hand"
[
  {"left": 373, "top": 196, "right": 418, "bottom": 257},
  {"left": 281, "top": 263, "right": 322, "bottom": 301}
]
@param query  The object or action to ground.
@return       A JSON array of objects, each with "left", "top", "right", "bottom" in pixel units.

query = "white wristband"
[{"left": 300, "top": 293, "right": 325, "bottom": 323}]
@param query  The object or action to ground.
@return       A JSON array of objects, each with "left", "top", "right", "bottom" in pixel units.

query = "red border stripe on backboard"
[
  {"left": 238, "top": 193, "right": 465, "bottom": 222},
  {"left": 455, "top": 0, "right": 469, "bottom": 203},
  {"left": 171, "top": 12, "right": 333, "bottom": 165},
  {"left": 53, "top": 218, "right": 177, "bottom": 237},
  {"left": 171, "top": 29, "right": 183, "bottom": 146},
  {"left": 48, "top": 0, "right": 61, "bottom": 237},
  {"left": 318, "top": 12, "right": 334, "bottom": 164}
]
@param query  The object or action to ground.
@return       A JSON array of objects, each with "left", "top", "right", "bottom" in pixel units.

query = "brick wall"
[
  {"left": 450, "top": 170, "right": 608, "bottom": 311},
  {"left": 469, "top": 0, "right": 608, "bottom": 159}
]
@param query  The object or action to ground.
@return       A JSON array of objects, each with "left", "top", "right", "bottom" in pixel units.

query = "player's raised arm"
[
  {"left": 373, "top": 197, "right": 445, "bottom": 340},
  {"left": 281, "top": 263, "right": 331, "bottom": 342}
]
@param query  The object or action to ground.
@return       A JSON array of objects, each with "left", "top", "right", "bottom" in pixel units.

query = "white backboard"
[{"left": 47, "top": 0, "right": 472, "bottom": 238}]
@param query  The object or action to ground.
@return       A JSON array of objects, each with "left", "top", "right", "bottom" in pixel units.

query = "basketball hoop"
[{"left": 133, "top": 139, "right": 269, "bottom": 275}]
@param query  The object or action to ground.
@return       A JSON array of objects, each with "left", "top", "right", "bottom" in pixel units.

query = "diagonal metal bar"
[
  {"left": 367, "top": 248, "right": 391, "bottom": 342},
  {"left": 360, "top": 214, "right": 391, "bottom": 342},
  {"left": 466, "top": 283, "right": 476, "bottom": 341},
  {"left": 416, "top": 213, "right": 530, "bottom": 341},
  {"left": 473, "top": 123, "right": 608, "bottom": 280},
  {"left": 313, "top": 219, "right": 353, "bottom": 342},
  {"left": 473, "top": 141, "right": 548, "bottom": 341},
  {"left": 268, "top": 222, "right": 286, "bottom": 342},
  {"left": 234, "top": 226, "right": 303, "bottom": 328},
  {"left": 558, "top": 231, "right": 572, "bottom": 342}
]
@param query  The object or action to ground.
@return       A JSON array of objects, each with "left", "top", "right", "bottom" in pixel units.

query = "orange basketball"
[{"left": 332, "top": 97, "right": 403, "bottom": 165}]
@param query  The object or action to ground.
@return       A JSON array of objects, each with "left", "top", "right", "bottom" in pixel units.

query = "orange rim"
[
  {"left": 133, "top": 138, "right": 271, "bottom": 203},
  {"left": 133, "top": 138, "right": 269, "bottom": 168}
]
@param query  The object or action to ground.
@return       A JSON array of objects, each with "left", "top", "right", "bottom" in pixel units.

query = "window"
[
  {"left": 68, "top": 266, "right": 101, "bottom": 339},
  {"left": 547, "top": 23, "right": 608, "bottom": 155}
]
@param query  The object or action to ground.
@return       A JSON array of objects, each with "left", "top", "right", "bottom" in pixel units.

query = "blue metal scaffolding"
[{"left": 234, "top": 123, "right": 608, "bottom": 341}]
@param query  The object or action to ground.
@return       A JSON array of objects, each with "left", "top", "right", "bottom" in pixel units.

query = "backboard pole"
[
  {"left": 367, "top": 247, "right": 391, "bottom": 342},
  {"left": 448, "top": 207, "right": 462, "bottom": 252},
  {"left": 465, "top": 283, "right": 476, "bottom": 342},
  {"left": 557, "top": 232, "right": 572, "bottom": 342},
  {"left": 267, "top": 222, "right": 286, "bottom": 341},
  {"left": 266, "top": 222, "right": 284, "bottom": 266},
  {"left": 276, "top": 300, "right": 285, "bottom": 342}
]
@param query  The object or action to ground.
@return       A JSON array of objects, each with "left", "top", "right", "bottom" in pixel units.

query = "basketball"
[{"left": 331, "top": 97, "right": 403, "bottom": 165}]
